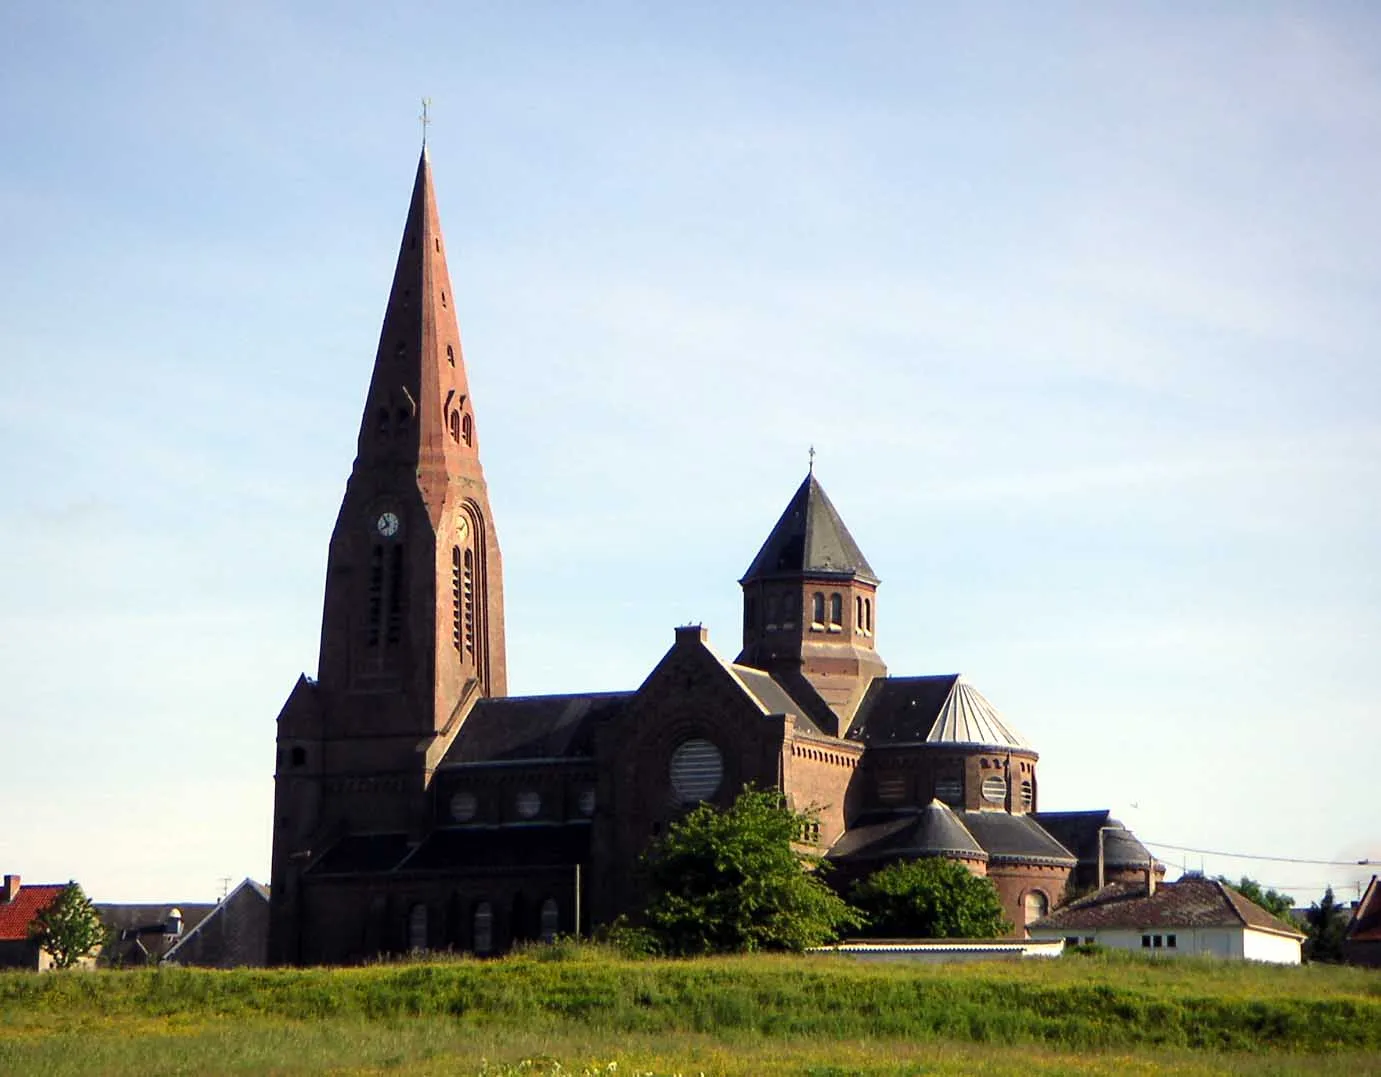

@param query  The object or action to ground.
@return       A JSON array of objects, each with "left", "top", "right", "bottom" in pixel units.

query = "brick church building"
[{"left": 268, "top": 150, "right": 1160, "bottom": 965}]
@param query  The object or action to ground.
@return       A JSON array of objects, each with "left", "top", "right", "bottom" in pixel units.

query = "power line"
[{"left": 1143, "top": 839, "right": 1375, "bottom": 868}]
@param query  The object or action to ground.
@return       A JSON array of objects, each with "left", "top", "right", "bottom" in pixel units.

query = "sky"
[{"left": 1, "top": 2, "right": 1377, "bottom": 905}]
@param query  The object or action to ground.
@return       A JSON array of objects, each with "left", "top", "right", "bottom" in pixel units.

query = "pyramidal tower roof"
[
  {"left": 354, "top": 146, "right": 482, "bottom": 515},
  {"left": 742, "top": 473, "right": 878, "bottom": 584},
  {"left": 926, "top": 678, "right": 1033, "bottom": 751}
]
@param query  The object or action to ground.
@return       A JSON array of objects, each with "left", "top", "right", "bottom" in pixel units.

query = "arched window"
[
  {"left": 765, "top": 595, "right": 779, "bottom": 629},
  {"left": 446, "top": 344, "right": 455, "bottom": 366},
  {"left": 473, "top": 902, "right": 493, "bottom": 955},
  {"left": 408, "top": 904, "right": 428, "bottom": 951},
  {"left": 829, "top": 593, "right": 842, "bottom": 628},
  {"left": 1019, "top": 779, "right": 1034, "bottom": 811},
  {"left": 441, "top": 290, "right": 447, "bottom": 308},
  {"left": 812, "top": 592, "right": 825, "bottom": 627},
  {"left": 461, "top": 413, "right": 473, "bottom": 446},
  {"left": 449, "top": 410, "right": 461, "bottom": 443},
  {"left": 451, "top": 548, "right": 463, "bottom": 652},
  {"left": 463, "top": 549, "right": 475, "bottom": 657},
  {"left": 864, "top": 598, "right": 872, "bottom": 633},
  {"left": 290, "top": 746, "right": 306, "bottom": 768},
  {"left": 744, "top": 597, "right": 757, "bottom": 631},
  {"left": 375, "top": 407, "right": 389, "bottom": 438},
  {"left": 1023, "top": 891, "right": 1049, "bottom": 927},
  {"left": 540, "top": 898, "right": 559, "bottom": 943}
]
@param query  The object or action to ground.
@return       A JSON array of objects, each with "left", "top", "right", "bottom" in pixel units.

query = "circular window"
[
  {"left": 515, "top": 790, "right": 541, "bottom": 819},
  {"left": 449, "top": 791, "right": 477, "bottom": 822},
  {"left": 669, "top": 738, "right": 723, "bottom": 805},
  {"left": 981, "top": 776, "right": 1007, "bottom": 804},
  {"left": 578, "top": 788, "right": 596, "bottom": 817}
]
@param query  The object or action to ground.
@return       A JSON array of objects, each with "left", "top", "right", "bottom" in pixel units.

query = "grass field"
[{"left": 2, "top": 945, "right": 1378, "bottom": 1075}]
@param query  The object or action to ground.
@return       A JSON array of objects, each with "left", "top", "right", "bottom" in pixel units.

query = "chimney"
[
  {"left": 2, "top": 875, "right": 19, "bottom": 902},
  {"left": 674, "top": 624, "right": 709, "bottom": 647},
  {"left": 1146, "top": 860, "right": 1157, "bottom": 898}
]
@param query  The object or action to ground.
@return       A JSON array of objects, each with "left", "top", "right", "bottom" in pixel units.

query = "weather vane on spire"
[
  {"left": 420, "top": 97, "right": 432, "bottom": 148},
  {"left": 808, "top": 445, "right": 816, "bottom": 474}
]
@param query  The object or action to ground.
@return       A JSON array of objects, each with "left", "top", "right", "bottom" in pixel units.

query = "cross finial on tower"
[
  {"left": 808, "top": 445, "right": 816, "bottom": 474},
  {"left": 420, "top": 97, "right": 432, "bottom": 148}
]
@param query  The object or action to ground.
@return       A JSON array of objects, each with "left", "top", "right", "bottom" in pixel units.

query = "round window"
[
  {"left": 981, "top": 776, "right": 1007, "bottom": 804},
  {"left": 577, "top": 788, "right": 596, "bottom": 817},
  {"left": 669, "top": 738, "right": 723, "bottom": 805},
  {"left": 449, "top": 791, "right": 477, "bottom": 822},
  {"left": 515, "top": 790, "right": 541, "bottom": 819}
]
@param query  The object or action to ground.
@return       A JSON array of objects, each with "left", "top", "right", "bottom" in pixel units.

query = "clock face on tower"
[
  {"left": 456, "top": 515, "right": 470, "bottom": 544},
  {"left": 375, "top": 511, "right": 400, "bottom": 538}
]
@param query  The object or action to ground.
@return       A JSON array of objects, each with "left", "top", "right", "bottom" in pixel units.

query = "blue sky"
[{"left": 1, "top": 2, "right": 1376, "bottom": 903}]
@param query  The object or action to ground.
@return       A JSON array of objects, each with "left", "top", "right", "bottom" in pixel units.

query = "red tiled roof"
[
  {"left": 1031, "top": 876, "right": 1304, "bottom": 938},
  {"left": 0, "top": 885, "right": 66, "bottom": 941}
]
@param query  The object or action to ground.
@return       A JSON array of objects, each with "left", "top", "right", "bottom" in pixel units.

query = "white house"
[{"left": 1028, "top": 875, "right": 1304, "bottom": 965}]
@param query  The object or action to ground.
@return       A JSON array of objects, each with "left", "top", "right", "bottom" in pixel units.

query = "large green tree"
[
  {"left": 1305, "top": 886, "right": 1349, "bottom": 963},
  {"left": 641, "top": 787, "right": 863, "bottom": 955},
  {"left": 1216, "top": 876, "right": 1294, "bottom": 921},
  {"left": 30, "top": 882, "right": 106, "bottom": 970},
  {"left": 850, "top": 857, "right": 1011, "bottom": 939}
]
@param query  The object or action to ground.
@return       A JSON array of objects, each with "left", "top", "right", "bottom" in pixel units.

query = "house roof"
[
  {"left": 955, "top": 811, "right": 1076, "bottom": 866},
  {"left": 162, "top": 879, "right": 269, "bottom": 964},
  {"left": 441, "top": 692, "right": 632, "bottom": 764},
  {"left": 1346, "top": 875, "right": 1381, "bottom": 943},
  {"left": 742, "top": 473, "right": 878, "bottom": 584},
  {"left": 826, "top": 799, "right": 987, "bottom": 862},
  {"left": 847, "top": 675, "right": 1034, "bottom": 751},
  {"left": 0, "top": 884, "right": 65, "bottom": 941},
  {"left": 1030, "top": 876, "right": 1305, "bottom": 938},
  {"left": 96, "top": 903, "right": 216, "bottom": 936}
]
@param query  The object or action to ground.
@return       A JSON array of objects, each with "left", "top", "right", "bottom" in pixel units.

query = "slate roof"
[
  {"left": 1030, "top": 876, "right": 1305, "bottom": 938},
  {"left": 442, "top": 692, "right": 632, "bottom": 764},
  {"left": 0, "top": 884, "right": 65, "bottom": 941},
  {"left": 847, "top": 675, "right": 1033, "bottom": 751},
  {"left": 404, "top": 824, "right": 591, "bottom": 871},
  {"left": 1033, "top": 811, "right": 1154, "bottom": 869},
  {"left": 307, "top": 834, "right": 413, "bottom": 876},
  {"left": 162, "top": 880, "right": 269, "bottom": 965},
  {"left": 955, "top": 811, "right": 1076, "bottom": 866},
  {"left": 826, "top": 800, "right": 987, "bottom": 862},
  {"left": 97, "top": 903, "right": 216, "bottom": 938},
  {"left": 742, "top": 474, "right": 878, "bottom": 584}
]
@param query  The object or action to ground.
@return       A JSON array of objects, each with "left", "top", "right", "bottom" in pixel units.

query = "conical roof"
[
  {"left": 742, "top": 474, "right": 878, "bottom": 584},
  {"left": 925, "top": 678, "right": 1033, "bottom": 750},
  {"left": 894, "top": 799, "right": 987, "bottom": 859}
]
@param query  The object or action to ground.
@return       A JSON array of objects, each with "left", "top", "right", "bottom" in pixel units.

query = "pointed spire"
[
  {"left": 741, "top": 473, "right": 878, "bottom": 584},
  {"left": 355, "top": 146, "right": 483, "bottom": 516}
]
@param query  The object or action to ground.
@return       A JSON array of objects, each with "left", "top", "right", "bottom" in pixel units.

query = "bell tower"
[
  {"left": 736, "top": 471, "right": 885, "bottom": 734},
  {"left": 269, "top": 147, "right": 505, "bottom": 964}
]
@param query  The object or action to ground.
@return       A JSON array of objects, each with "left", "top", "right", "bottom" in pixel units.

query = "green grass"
[{"left": 2, "top": 946, "right": 1379, "bottom": 1075}]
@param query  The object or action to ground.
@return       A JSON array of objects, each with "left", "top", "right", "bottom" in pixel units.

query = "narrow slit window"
[
  {"left": 463, "top": 549, "right": 475, "bottom": 657},
  {"left": 462, "top": 413, "right": 473, "bottom": 446},
  {"left": 451, "top": 548, "right": 463, "bottom": 652},
  {"left": 386, "top": 545, "right": 404, "bottom": 645},
  {"left": 366, "top": 546, "right": 384, "bottom": 647},
  {"left": 812, "top": 592, "right": 825, "bottom": 626},
  {"left": 829, "top": 593, "right": 842, "bottom": 627},
  {"left": 473, "top": 902, "right": 493, "bottom": 955},
  {"left": 446, "top": 344, "right": 455, "bottom": 366},
  {"left": 449, "top": 410, "right": 461, "bottom": 443}
]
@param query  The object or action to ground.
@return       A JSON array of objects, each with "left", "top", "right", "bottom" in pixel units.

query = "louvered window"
[{"left": 669, "top": 739, "right": 723, "bottom": 805}]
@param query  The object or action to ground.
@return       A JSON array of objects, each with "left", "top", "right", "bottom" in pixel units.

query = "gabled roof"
[
  {"left": 1345, "top": 875, "right": 1381, "bottom": 943},
  {"left": 441, "top": 692, "right": 632, "bottom": 764},
  {"left": 847, "top": 675, "right": 1033, "bottom": 751},
  {"left": 728, "top": 664, "right": 829, "bottom": 737},
  {"left": 162, "top": 879, "right": 269, "bottom": 964},
  {"left": 742, "top": 474, "right": 878, "bottom": 584},
  {"left": 1030, "top": 876, "right": 1304, "bottom": 938},
  {"left": 0, "top": 883, "right": 65, "bottom": 941}
]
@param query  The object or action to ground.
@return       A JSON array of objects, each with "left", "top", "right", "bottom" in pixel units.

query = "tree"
[
  {"left": 1216, "top": 876, "right": 1295, "bottom": 921},
  {"left": 851, "top": 857, "right": 1011, "bottom": 939},
  {"left": 30, "top": 882, "right": 106, "bottom": 970},
  {"left": 1304, "top": 886, "right": 1349, "bottom": 964},
  {"left": 640, "top": 787, "right": 863, "bottom": 955}
]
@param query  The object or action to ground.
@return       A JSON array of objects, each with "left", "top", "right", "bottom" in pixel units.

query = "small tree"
[
  {"left": 641, "top": 787, "right": 863, "bottom": 955},
  {"left": 851, "top": 857, "right": 1011, "bottom": 939},
  {"left": 1216, "top": 876, "right": 1294, "bottom": 921},
  {"left": 30, "top": 882, "right": 106, "bottom": 970},
  {"left": 1305, "top": 886, "right": 1349, "bottom": 964}
]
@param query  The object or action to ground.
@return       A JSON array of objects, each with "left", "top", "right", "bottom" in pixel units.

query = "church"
[{"left": 267, "top": 149, "right": 1160, "bottom": 965}]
